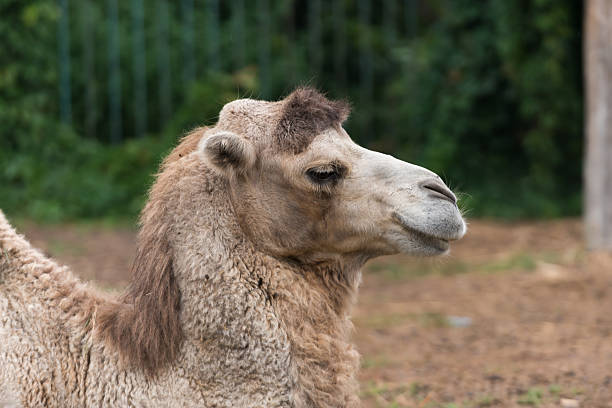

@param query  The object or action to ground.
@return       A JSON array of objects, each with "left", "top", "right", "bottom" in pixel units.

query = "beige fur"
[{"left": 0, "top": 88, "right": 465, "bottom": 407}]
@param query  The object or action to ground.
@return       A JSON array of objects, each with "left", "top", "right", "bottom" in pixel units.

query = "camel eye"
[{"left": 306, "top": 165, "right": 344, "bottom": 185}]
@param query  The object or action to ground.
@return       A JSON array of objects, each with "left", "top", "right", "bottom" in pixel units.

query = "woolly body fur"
[{"left": 0, "top": 89, "right": 362, "bottom": 407}]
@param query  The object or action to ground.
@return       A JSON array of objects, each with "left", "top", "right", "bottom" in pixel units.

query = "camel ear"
[{"left": 202, "top": 131, "right": 255, "bottom": 174}]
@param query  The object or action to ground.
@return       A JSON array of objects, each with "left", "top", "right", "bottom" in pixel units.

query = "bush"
[{"left": 0, "top": 69, "right": 258, "bottom": 221}]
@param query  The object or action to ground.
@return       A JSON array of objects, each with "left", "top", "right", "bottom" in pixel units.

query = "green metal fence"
[{"left": 56, "top": 0, "right": 419, "bottom": 143}]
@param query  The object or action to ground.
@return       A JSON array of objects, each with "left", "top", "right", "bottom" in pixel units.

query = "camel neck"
[{"left": 164, "top": 161, "right": 362, "bottom": 406}]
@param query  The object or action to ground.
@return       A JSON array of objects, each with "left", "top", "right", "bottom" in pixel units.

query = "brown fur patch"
[
  {"left": 95, "top": 131, "right": 205, "bottom": 374},
  {"left": 163, "top": 127, "right": 207, "bottom": 165},
  {"left": 274, "top": 87, "right": 350, "bottom": 154}
]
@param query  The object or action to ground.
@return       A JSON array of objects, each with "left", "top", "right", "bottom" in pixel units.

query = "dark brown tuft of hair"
[
  {"left": 95, "top": 131, "right": 205, "bottom": 375},
  {"left": 274, "top": 87, "right": 350, "bottom": 154},
  {"left": 96, "top": 231, "right": 182, "bottom": 375}
]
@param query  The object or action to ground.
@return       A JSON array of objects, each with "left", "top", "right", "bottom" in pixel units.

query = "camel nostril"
[{"left": 420, "top": 180, "right": 457, "bottom": 204}]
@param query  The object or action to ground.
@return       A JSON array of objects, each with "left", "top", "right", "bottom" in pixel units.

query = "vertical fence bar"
[
  {"left": 256, "top": 0, "right": 270, "bottom": 97},
  {"left": 108, "top": 0, "right": 122, "bottom": 143},
  {"left": 383, "top": 0, "right": 397, "bottom": 46},
  {"left": 286, "top": 0, "right": 299, "bottom": 85},
  {"left": 333, "top": 0, "right": 345, "bottom": 87},
  {"left": 383, "top": 0, "right": 398, "bottom": 149},
  {"left": 357, "top": 0, "right": 373, "bottom": 100},
  {"left": 58, "top": 0, "right": 72, "bottom": 124},
  {"left": 181, "top": 0, "right": 195, "bottom": 84},
  {"left": 232, "top": 0, "right": 245, "bottom": 69},
  {"left": 80, "top": 1, "right": 96, "bottom": 139},
  {"left": 405, "top": 0, "right": 418, "bottom": 37},
  {"left": 206, "top": 0, "right": 220, "bottom": 72},
  {"left": 308, "top": 0, "right": 322, "bottom": 77},
  {"left": 156, "top": 0, "right": 172, "bottom": 125},
  {"left": 131, "top": 0, "right": 147, "bottom": 137}
]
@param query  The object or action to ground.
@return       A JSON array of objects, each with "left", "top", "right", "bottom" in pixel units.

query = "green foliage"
[
  {"left": 1, "top": 124, "right": 169, "bottom": 221},
  {"left": 0, "top": 0, "right": 584, "bottom": 220},
  {"left": 0, "top": 66, "right": 257, "bottom": 221}
]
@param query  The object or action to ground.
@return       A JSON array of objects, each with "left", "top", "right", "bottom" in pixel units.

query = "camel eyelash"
[{"left": 305, "top": 163, "right": 347, "bottom": 185}]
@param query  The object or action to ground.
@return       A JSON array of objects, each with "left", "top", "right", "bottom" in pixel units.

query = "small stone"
[
  {"left": 560, "top": 398, "right": 579, "bottom": 408},
  {"left": 536, "top": 261, "right": 565, "bottom": 280},
  {"left": 447, "top": 315, "right": 472, "bottom": 328}
]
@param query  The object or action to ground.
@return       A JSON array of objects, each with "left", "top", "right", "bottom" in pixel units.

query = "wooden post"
[{"left": 585, "top": 0, "right": 612, "bottom": 249}]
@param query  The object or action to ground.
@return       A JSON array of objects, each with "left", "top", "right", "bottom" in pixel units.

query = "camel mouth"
[
  {"left": 391, "top": 211, "right": 464, "bottom": 254},
  {"left": 401, "top": 224, "right": 451, "bottom": 253}
]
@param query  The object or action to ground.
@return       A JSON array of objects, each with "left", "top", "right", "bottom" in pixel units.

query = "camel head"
[{"left": 201, "top": 88, "right": 466, "bottom": 262}]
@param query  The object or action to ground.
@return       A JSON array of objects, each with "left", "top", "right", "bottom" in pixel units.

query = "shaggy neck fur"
[{"left": 97, "top": 131, "right": 362, "bottom": 407}]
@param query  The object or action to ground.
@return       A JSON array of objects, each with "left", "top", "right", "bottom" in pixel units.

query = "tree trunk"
[{"left": 585, "top": 0, "right": 612, "bottom": 250}]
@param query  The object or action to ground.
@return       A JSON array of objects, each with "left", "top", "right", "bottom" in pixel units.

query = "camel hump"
[
  {"left": 0, "top": 209, "right": 47, "bottom": 271},
  {"left": 0, "top": 208, "right": 10, "bottom": 232},
  {"left": 0, "top": 209, "right": 27, "bottom": 251}
]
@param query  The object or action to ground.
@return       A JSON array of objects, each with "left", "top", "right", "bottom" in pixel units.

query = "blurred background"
[
  {"left": 0, "top": 0, "right": 584, "bottom": 221},
  {"left": 4, "top": 1, "right": 612, "bottom": 407}
]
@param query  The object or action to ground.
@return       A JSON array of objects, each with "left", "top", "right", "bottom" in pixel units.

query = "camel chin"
[{"left": 388, "top": 200, "right": 466, "bottom": 256}]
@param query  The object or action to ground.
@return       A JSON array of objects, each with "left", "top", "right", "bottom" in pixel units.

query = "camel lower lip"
[
  {"left": 409, "top": 228, "right": 450, "bottom": 252},
  {"left": 392, "top": 213, "right": 452, "bottom": 251}
]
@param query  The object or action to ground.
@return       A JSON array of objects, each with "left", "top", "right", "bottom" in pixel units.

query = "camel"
[{"left": 0, "top": 88, "right": 465, "bottom": 407}]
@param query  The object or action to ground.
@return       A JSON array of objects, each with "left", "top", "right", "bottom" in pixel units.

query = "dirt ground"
[{"left": 15, "top": 218, "right": 612, "bottom": 408}]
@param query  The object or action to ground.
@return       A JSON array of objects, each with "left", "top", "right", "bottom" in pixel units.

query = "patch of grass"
[
  {"left": 418, "top": 312, "right": 450, "bottom": 328},
  {"left": 361, "top": 384, "right": 570, "bottom": 408},
  {"left": 368, "top": 262, "right": 436, "bottom": 280},
  {"left": 367, "top": 250, "right": 559, "bottom": 281},
  {"left": 355, "top": 311, "right": 457, "bottom": 330},
  {"left": 47, "top": 239, "right": 86, "bottom": 257},
  {"left": 362, "top": 354, "right": 391, "bottom": 369},
  {"left": 439, "top": 384, "right": 575, "bottom": 408},
  {"left": 474, "top": 395, "right": 501, "bottom": 407},
  {"left": 355, "top": 312, "right": 414, "bottom": 329},
  {"left": 517, "top": 387, "right": 543, "bottom": 406},
  {"left": 434, "top": 395, "right": 501, "bottom": 408},
  {"left": 360, "top": 381, "right": 411, "bottom": 408},
  {"left": 360, "top": 381, "right": 387, "bottom": 399},
  {"left": 438, "top": 261, "right": 471, "bottom": 276},
  {"left": 384, "top": 263, "right": 421, "bottom": 280},
  {"left": 409, "top": 381, "right": 430, "bottom": 398},
  {"left": 360, "top": 381, "right": 439, "bottom": 407},
  {"left": 73, "top": 216, "right": 137, "bottom": 230},
  {"left": 480, "top": 253, "right": 537, "bottom": 274},
  {"left": 568, "top": 387, "right": 583, "bottom": 396}
]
